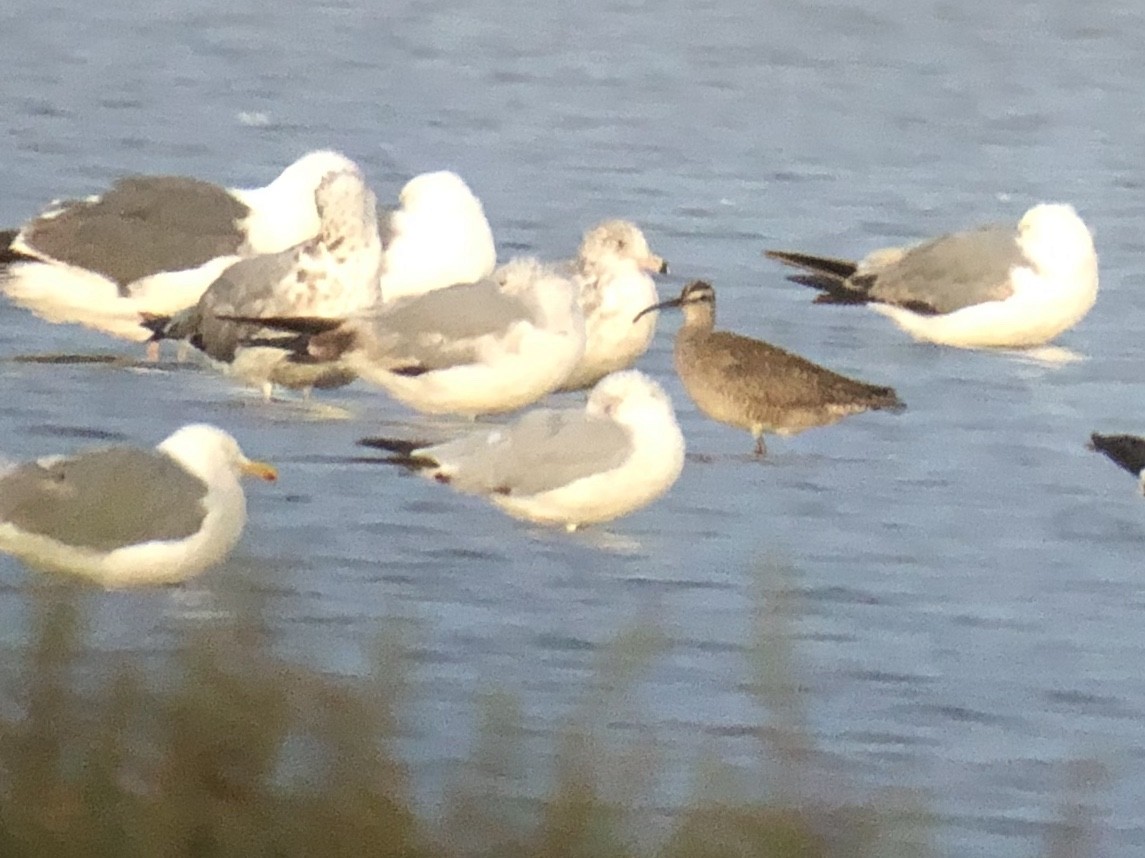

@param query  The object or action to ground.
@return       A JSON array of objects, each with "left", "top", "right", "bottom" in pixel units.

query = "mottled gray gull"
[
  {"left": 635, "top": 281, "right": 904, "bottom": 457},
  {"left": 0, "top": 424, "right": 276, "bottom": 587},
  {"left": 0, "top": 150, "right": 360, "bottom": 342},
  {"left": 359, "top": 370, "right": 684, "bottom": 531},
  {"left": 144, "top": 163, "right": 383, "bottom": 399},
  {"left": 765, "top": 203, "right": 1098, "bottom": 349}
]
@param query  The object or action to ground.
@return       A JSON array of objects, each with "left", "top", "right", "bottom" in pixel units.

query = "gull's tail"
[
  {"left": 763, "top": 249, "right": 872, "bottom": 306},
  {"left": 1089, "top": 432, "right": 1145, "bottom": 477},
  {"left": 0, "top": 229, "right": 26, "bottom": 265},
  {"left": 216, "top": 315, "right": 355, "bottom": 362},
  {"left": 217, "top": 315, "right": 344, "bottom": 335}
]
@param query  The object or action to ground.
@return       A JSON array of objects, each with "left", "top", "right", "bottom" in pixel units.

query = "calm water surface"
[{"left": 3, "top": 1, "right": 1145, "bottom": 854}]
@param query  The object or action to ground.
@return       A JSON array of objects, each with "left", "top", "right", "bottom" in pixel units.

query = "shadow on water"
[{"left": 0, "top": 559, "right": 1101, "bottom": 858}]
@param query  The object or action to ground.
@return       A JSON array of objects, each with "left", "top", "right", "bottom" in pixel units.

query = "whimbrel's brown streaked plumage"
[{"left": 634, "top": 281, "right": 904, "bottom": 456}]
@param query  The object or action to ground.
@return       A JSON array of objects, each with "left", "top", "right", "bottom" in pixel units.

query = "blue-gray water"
[{"left": 2, "top": 1, "right": 1145, "bottom": 854}]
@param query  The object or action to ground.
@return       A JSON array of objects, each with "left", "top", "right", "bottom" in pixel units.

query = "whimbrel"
[
  {"left": 358, "top": 370, "right": 685, "bottom": 531},
  {"left": 764, "top": 203, "right": 1098, "bottom": 349},
  {"left": 634, "top": 280, "right": 904, "bottom": 456}
]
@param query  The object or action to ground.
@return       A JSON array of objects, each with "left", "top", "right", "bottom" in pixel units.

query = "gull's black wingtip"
[
  {"left": 0, "top": 228, "right": 22, "bottom": 262},
  {"left": 356, "top": 436, "right": 436, "bottom": 470},
  {"left": 358, "top": 437, "right": 421, "bottom": 456},
  {"left": 215, "top": 315, "right": 344, "bottom": 335},
  {"left": 1089, "top": 432, "right": 1145, "bottom": 477}
]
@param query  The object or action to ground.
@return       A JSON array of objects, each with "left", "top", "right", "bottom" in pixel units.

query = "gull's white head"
[
  {"left": 314, "top": 167, "right": 380, "bottom": 244},
  {"left": 380, "top": 171, "right": 497, "bottom": 301},
  {"left": 271, "top": 150, "right": 361, "bottom": 196},
  {"left": 494, "top": 255, "right": 540, "bottom": 286},
  {"left": 238, "top": 150, "right": 363, "bottom": 253},
  {"left": 398, "top": 171, "right": 487, "bottom": 221},
  {"left": 1016, "top": 203, "right": 1096, "bottom": 275},
  {"left": 586, "top": 370, "right": 675, "bottom": 426},
  {"left": 579, "top": 220, "right": 668, "bottom": 275},
  {"left": 157, "top": 424, "right": 278, "bottom": 485}
]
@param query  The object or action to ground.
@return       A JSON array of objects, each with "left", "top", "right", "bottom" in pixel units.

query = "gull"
[
  {"left": 359, "top": 369, "right": 684, "bottom": 531},
  {"left": 636, "top": 281, "right": 904, "bottom": 456},
  {"left": 557, "top": 220, "right": 669, "bottom": 391},
  {"left": 765, "top": 203, "right": 1099, "bottom": 349},
  {"left": 225, "top": 256, "right": 586, "bottom": 416},
  {"left": 143, "top": 164, "right": 383, "bottom": 398},
  {"left": 0, "top": 150, "right": 360, "bottom": 342},
  {"left": 1089, "top": 433, "right": 1145, "bottom": 494},
  {"left": 377, "top": 170, "right": 497, "bottom": 301},
  {"left": 0, "top": 424, "right": 277, "bottom": 588}
]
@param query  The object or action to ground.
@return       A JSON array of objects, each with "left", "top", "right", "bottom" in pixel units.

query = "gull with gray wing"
[
  {"left": 143, "top": 163, "right": 383, "bottom": 398},
  {"left": 359, "top": 369, "right": 684, "bottom": 531},
  {"left": 377, "top": 170, "right": 497, "bottom": 301},
  {"left": 0, "top": 424, "right": 276, "bottom": 587},
  {"left": 636, "top": 281, "right": 904, "bottom": 457},
  {"left": 765, "top": 203, "right": 1098, "bottom": 349},
  {"left": 0, "top": 150, "right": 360, "bottom": 342},
  {"left": 226, "top": 256, "right": 586, "bottom": 416}
]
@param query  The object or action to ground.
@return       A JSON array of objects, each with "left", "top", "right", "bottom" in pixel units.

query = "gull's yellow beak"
[{"left": 241, "top": 459, "right": 278, "bottom": 482}]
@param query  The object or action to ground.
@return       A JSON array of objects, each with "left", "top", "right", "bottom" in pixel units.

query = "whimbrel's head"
[{"left": 633, "top": 280, "right": 716, "bottom": 331}]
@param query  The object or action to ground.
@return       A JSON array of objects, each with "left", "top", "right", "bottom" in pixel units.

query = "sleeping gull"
[
  {"left": 557, "top": 220, "right": 669, "bottom": 391},
  {"left": 635, "top": 281, "right": 904, "bottom": 457},
  {"left": 1089, "top": 433, "right": 1145, "bottom": 494},
  {"left": 359, "top": 369, "right": 684, "bottom": 531},
  {"left": 378, "top": 170, "right": 497, "bottom": 301},
  {"left": 143, "top": 164, "right": 382, "bottom": 398},
  {"left": 0, "top": 424, "right": 276, "bottom": 588},
  {"left": 765, "top": 203, "right": 1099, "bottom": 349},
  {"left": 226, "top": 256, "right": 586, "bottom": 416},
  {"left": 0, "top": 150, "right": 360, "bottom": 342}
]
